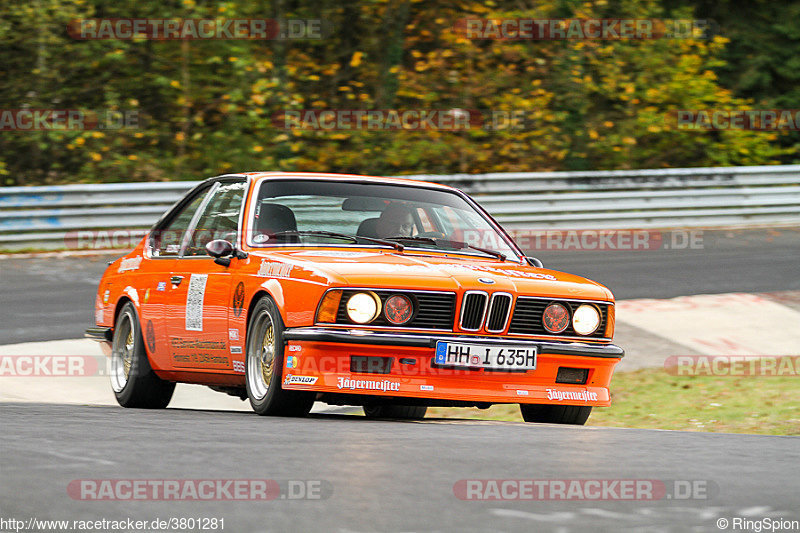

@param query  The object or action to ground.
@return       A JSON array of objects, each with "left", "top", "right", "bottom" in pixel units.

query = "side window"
[
  {"left": 184, "top": 181, "right": 246, "bottom": 256},
  {"left": 151, "top": 186, "right": 211, "bottom": 257}
]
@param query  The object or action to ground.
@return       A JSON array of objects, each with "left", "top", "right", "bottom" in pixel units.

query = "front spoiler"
[{"left": 283, "top": 327, "right": 624, "bottom": 359}]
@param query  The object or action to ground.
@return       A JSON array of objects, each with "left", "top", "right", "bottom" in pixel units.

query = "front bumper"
[
  {"left": 281, "top": 327, "right": 623, "bottom": 406},
  {"left": 284, "top": 327, "right": 624, "bottom": 358}
]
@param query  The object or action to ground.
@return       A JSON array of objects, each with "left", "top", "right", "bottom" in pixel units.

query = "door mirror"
[
  {"left": 525, "top": 256, "right": 543, "bottom": 268},
  {"left": 206, "top": 239, "right": 234, "bottom": 258}
]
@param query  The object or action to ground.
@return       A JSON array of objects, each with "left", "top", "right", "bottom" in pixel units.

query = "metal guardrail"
[{"left": 1, "top": 165, "right": 799, "bottom": 249}]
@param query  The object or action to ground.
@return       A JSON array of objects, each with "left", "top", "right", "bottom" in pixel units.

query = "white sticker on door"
[{"left": 185, "top": 273, "right": 208, "bottom": 331}]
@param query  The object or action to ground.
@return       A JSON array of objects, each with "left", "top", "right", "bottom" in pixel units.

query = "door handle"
[{"left": 170, "top": 275, "right": 184, "bottom": 285}]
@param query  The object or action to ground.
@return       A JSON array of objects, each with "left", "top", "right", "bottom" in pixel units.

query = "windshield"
[{"left": 247, "top": 179, "right": 520, "bottom": 260}]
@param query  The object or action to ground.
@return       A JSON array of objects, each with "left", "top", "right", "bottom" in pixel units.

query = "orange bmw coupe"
[{"left": 87, "top": 172, "right": 623, "bottom": 424}]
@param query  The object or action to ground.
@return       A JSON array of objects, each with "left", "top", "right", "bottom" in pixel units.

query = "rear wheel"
[
  {"left": 245, "top": 296, "right": 315, "bottom": 416},
  {"left": 110, "top": 302, "right": 175, "bottom": 408},
  {"left": 363, "top": 404, "right": 427, "bottom": 420},
  {"left": 519, "top": 404, "right": 592, "bottom": 425}
]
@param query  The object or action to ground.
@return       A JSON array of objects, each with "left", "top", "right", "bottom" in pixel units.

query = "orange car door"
[
  {"left": 138, "top": 183, "right": 213, "bottom": 370},
  {"left": 165, "top": 180, "right": 247, "bottom": 376}
]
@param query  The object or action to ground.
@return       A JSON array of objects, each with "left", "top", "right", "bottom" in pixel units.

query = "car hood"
[{"left": 259, "top": 248, "right": 613, "bottom": 301}]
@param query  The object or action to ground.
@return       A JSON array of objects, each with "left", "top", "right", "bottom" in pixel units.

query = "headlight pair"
[
  {"left": 318, "top": 290, "right": 414, "bottom": 325},
  {"left": 542, "top": 302, "right": 601, "bottom": 336}
]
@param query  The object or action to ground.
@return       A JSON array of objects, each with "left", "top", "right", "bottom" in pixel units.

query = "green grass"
[{"left": 428, "top": 368, "right": 800, "bottom": 435}]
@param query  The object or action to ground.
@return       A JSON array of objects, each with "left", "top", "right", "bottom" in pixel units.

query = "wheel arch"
[
  {"left": 113, "top": 296, "right": 134, "bottom": 325},
  {"left": 246, "top": 289, "right": 279, "bottom": 331}
]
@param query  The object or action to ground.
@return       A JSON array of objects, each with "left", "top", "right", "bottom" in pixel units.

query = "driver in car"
[{"left": 375, "top": 203, "right": 415, "bottom": 238}]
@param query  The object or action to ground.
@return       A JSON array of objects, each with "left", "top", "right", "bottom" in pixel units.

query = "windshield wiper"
[
  {"left": 384, "top": 236, "right": 506, "bottom": 261},
  {"left": 383, "top": 236, "right": 437, "bottom": 244},
  {"left": 269, "top": 230, "right": 404, "bottom": 251},
  {"left": 455, "top": 242, "right": 506, "bottom": 261}
]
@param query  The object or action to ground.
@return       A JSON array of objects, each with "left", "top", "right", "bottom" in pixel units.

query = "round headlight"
[
  {"left": 572, "top": 304, "right": 601, "bottom": 335},
  {"left": 346, "top": 292, "right": 381, "bottom": 324},
  {"left": 542, "top": 303, "right": 570, "bottom": 333},
  {"left": 384, "top": 294, "right": 413, "bottom": 325}
]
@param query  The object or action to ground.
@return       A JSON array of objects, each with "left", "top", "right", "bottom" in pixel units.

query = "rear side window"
[{"left": 151, "top": 186, "right": 211, "bottom": 257}]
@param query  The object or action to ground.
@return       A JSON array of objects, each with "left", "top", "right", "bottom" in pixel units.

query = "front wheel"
[
  {"left": 245, "top": 296, "right": 315, "bottom": 416},
  {"left": 519, "top": 404, "right": 592, "bottom": 425},
  {"left": 110, "top": 302, "right": 175, "bottom": 408},
  {"left": 363, "top": 404, "right": 427, "bottom": 420}
]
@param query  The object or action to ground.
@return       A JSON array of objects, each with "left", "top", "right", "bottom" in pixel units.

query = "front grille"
[
  {"left": 460, "top": 291, "right": 488, "bottom": 330},
  {"left": 485, "top": 293, "right": 512, "bottom": 332},
  {"left": 508, "top": 297, "right": 609, "bottom": 339},
  {"left": 335, "top": 290, "right": 456, "bottom": 330}
]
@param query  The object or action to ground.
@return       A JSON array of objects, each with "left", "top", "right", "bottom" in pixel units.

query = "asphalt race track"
[
  {"left": 1, "top": 226, "right": 799, "bottom": 532},
  {"left": 2, "top": 404, "right": 798, "bottom": 532},
  {"left": 1, "top": 227, "right": 799, "bottom": 345}
]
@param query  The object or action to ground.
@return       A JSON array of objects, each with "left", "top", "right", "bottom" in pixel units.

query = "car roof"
[{"left": 232, "top": 171, "right": 457, "bottom": 191}]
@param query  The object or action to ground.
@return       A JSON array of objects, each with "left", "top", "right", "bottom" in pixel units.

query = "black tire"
[
  {"left": 363, "top": 404, "right": 428, "bottom": 420},
  {"left": 245, "top": 296, "right": 315, "bottom": 416},
  {"left": 110, "top": 302, "right": 175, "bottom": 408},
  {"left": 519, "top": 404, "right": 592, "bottom": 425}
]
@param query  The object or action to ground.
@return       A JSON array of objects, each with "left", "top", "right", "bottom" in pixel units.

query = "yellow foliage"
[{"left": 349, "top": 52, "right": 363, "bottom": 68}]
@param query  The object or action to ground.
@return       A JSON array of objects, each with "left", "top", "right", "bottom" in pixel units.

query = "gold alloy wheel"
[
  {"left": 123, "top": 330, "right": 133, "bottom": 378},
  {"left": 110, "top": 310, "right": 135, "bottom": 393},
  {"left": 260, "top": 321, "right": 275, "bottom": 387},
  {"left": 247, "top": 309, "right": 275, "bottom": 401}
]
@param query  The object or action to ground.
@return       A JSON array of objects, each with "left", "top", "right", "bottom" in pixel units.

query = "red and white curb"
[{"left": 615, "top": 291, "right": 800, "bottom": 370}]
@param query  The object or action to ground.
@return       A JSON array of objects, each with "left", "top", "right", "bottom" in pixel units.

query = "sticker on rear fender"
[{"left": 434, "top": 341, "right": 537, "bottom": 370}]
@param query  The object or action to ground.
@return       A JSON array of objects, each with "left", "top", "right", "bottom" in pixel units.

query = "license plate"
[{"left": 434, "top": 341, "right": 537, "bottom": 370}]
